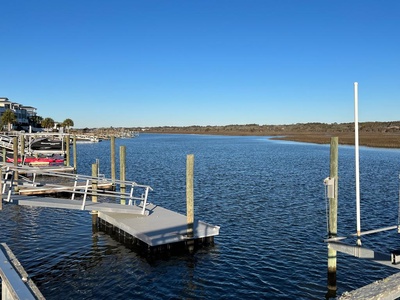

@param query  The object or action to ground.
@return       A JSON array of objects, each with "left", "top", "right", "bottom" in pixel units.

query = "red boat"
[{"left": 6, "top": 156, "right": 65, "bottom": 166}]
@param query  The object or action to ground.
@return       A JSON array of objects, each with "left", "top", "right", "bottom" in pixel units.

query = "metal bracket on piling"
[{"left": 324, "top": 177, "right": 335, "bottom": 199}]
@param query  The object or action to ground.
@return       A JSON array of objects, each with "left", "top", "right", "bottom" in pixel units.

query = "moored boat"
[
  {"left": 6, "top": 155, "right": 65, "bottom": 166},
  {"left": 29, "top": 138, "right": 63, "bottom": 151}
]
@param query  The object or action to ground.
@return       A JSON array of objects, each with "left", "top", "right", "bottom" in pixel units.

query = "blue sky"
[{"left": 1, "top": 1, "right": 399, "bottom": 128}]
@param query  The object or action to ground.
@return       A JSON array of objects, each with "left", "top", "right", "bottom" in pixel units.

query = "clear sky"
[{"left": 1, "top": 1, "right": 399, "bottom": 128}]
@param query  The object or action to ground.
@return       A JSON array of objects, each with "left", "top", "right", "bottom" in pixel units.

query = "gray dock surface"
[
  {"left": 99, "top": 206, "right": 220, "bottom": 246},
  {"left": 339, "top": 271, "right": 400, "bottom": 300}
]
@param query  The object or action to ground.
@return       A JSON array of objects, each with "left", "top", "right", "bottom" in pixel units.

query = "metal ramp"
[
  {"left": 1, "top": 164, "right": 153, "bottom": 215},
  {"left": 7, "top": 194, "right": 150, "bottom": 215}
]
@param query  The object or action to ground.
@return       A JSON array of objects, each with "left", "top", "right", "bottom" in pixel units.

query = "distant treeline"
[{"left": 138, "top": 121, "right": 400, "bottom": 136}]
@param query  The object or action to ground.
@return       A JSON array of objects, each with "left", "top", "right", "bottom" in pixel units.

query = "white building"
[{"left": 0, "top": 97, "right": 37, "bottom": 129}]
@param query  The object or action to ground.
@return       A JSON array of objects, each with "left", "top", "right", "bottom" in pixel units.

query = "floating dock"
[
  {"left": 98, "top": 206, "right": 219, "bottom": 256},
  {"left": 339, "top": 272, "right": 400, "bottom": 299},
  {"left": 1, "top": 164, "right": 220, "bottom": 257},
  {"left": 2, "top": 194, "right": 219, "bottom": 258}
]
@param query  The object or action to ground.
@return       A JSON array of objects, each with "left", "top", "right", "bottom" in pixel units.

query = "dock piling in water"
[
  {"left": 120, "top": 145, "right": 126, "bottom": 205},
  {"left": 12, "top": 137, "right": 18, "bottom": 192},
  {"left": 20, "top": 134, "right": 25, "bottom": 162},
  {"left": 92, "top": 163, "right": 98, "bottom": 225},
  {"left": 327, "top": 137, "right": 339, "bottom": 294},
  {"left": 65, "top": 135, "right": 70, "bottom": 167},
  {"left": 111, "top": 136, "right": 116, "bottom": 183},
  {"left": 186, "top": 154, "right": 194, "bottom": 239},
  {"left": 73, "top": 135, "right": 77, "bottom": 171},
  {"left": 12, "top": 137, "right": 18, "bottom": 167}
]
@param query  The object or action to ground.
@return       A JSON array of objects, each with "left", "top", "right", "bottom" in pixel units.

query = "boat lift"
[{"left": 324, "top": 82, "right": 400, "bottom": 268}]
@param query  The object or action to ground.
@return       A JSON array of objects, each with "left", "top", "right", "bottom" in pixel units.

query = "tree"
[
  {"left": 41, "top": 117, "right": 55, "bottom": 132},
  {"left": 29, "top": 115, "right": 43, "bottom": 127},
  {"left": 62, "top": 118, "right": 74, "bottom": 133},
  {"left": 1, "top": 109, "right": 17, "bottom": 131}
]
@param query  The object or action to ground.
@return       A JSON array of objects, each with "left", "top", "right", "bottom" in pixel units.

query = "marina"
[
  {"left": 1, "top": 133, "right": 400, "bottom": 299},
  {"left": 0, "top": 135, "right": 220, "bottom": 299}
]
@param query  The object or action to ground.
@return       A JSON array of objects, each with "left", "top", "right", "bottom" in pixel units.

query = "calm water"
[{"left": 1, "top": 134, "right": 400, "bottom": 299}]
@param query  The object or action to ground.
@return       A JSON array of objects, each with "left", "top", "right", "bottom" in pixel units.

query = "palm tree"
[
  {"left": 41, "top": 117, "right": 55, "bottom": 132},
  {"left": 29, "top": 115, "right": 43, "bottom": 127},
  {"left": 1, "top": 109, "right": 17, "bottom": 131},
  {"left": 62, "top": 118, "right": 74, "bottom": 133}
]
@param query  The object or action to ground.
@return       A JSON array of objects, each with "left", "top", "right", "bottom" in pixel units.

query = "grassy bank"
[
  {"left": 142, "top": 122, "right": 400, "bottom": 148},
  {"left": 270, "top": 132, "right": 400, "bottom": 148}
]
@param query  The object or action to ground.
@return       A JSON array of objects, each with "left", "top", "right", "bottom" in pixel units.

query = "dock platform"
[
  {"left": 339, "top": 272, "right": 400, "bottom": 299},
  {"left": 3, "top": 194, "right": 220, "bottom": 253},
  {"left": 99, "top": 205, "right": 220, "bottom": 247}
]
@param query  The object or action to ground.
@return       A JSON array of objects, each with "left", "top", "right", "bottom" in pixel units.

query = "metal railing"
[{"left": 1, "top": 164, "right": 153, "bottom": 215}]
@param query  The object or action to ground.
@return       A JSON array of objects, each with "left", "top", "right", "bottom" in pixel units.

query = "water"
[{"left": 1, "top": 134, "right": 400, "bottom": 299}]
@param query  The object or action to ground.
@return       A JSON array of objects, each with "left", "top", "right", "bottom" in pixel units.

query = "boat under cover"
[{"left": 29, "top": 138, "right": 63, "bottom": 151}]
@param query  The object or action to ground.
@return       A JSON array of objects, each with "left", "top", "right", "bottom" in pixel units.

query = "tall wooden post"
[
  {"left": 111, "top": 136, "right": 116, "bottom": 183},
  {"left": 20, "top": 135, "right": 25, "bottom": 163},
  {"left": 119, "top": 145, "right": 126, "bottom": 205},
  {"left": 2, "top": 148, "right": 6, "bottom": 163},
  {"left": 65, "top": 135, "right": 70, "bottom": 167},
  {"left": 73, "top": 136, "right": 77, "bottom": 171},
  {"left": 186, "top": 154, "right": 194, "bottom": 238},
  {"left": 13, "top": 137, "right": 18, "bottom": 192},
  {"left": 91, "top": 163, "right": 98, "bottom": 226},
  {"left": 13, "top": 137, "right": 18, "bottom": 166},
  {"left": 327, "top": 137, "right": 339, "bottom": 294}
]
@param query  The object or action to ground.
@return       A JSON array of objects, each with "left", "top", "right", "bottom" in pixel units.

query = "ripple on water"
[{"left": 1, "top": 135, "right": 399, "bottom": 299}]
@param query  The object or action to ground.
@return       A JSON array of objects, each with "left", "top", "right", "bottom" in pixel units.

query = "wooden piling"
[
  {"left": 111, "top": 136, "right": 116, "bottom": 183},
  {"left": 73, "top": 136, "right": 77, "bottom": 171},
  {"left": 13, "top": 137, "right": 18, "bottom": 192},
  {"left": 92, "top": 163, "right": 98, "bottom": 225},
  {"left": 20, "top": 135, "right": 25, "bottom": 162},
  {"left": 327, "top": 137, "right": 339, "bottom": 293},
  {"left": 186, "top": 154, "right": 194, "bottom": 239},
  {"left": 120, "top": 145, "right": 126, "bottom": 205},
  {"left": 13, "top": 137, "right": 18, "bottom": 167},
  {"left": 65, "top": 135, "right": 70, "bottom": 167}
]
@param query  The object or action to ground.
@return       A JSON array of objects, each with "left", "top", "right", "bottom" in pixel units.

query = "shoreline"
[
  {"left": 75, "top": 121, "right": 400, "bottom": 149},
  {"left": 271, "top": 132, "right": 400, "bottom": 149},
  {"left": 142, "top": 130, "right": 400, "bottom": 149}
]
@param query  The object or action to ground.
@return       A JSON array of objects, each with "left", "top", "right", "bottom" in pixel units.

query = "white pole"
[{"left": 354, "top": 82, "right": 361, "bottom": 245}]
